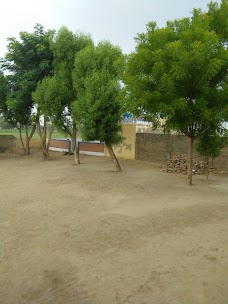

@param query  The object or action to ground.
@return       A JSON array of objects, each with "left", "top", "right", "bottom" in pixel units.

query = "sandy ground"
[{"left": 0, "top": 150, "right": 228, "bottom": 304}]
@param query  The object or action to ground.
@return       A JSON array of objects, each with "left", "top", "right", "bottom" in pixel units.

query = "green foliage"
[
  {"left": 0, "top": 71, "right": 8, "bottom": 117},
  {"left": 73, "top": 41, "right": 124, "bottom": 145},
  {"left": 123, "top": 1, "right": 228, "bottom": 138},
  {"left": 196, "top": 131, "right": 228, "bottom": 159},
  {"left": 34, "top": 27, "right": 93, "bottom": 135},
  {"left": 75, "top": 71, "right": 123, "bottom": 145},
  {"left": 0, "top": 71, "right": 7, "bottom": 105},
  {"left": 3, "top": 24, "right": 54, "bottom": 79},
  {"left": 207, "top": 0, "right": 228, "bottom": 45},
  {"left": 33, "top": 75, "right": 70, "bottom": 130},
  {"left": 1, "top": 24, "right": 54, "bottom": 128},
  {"left": 0, "top": 115, "right": 14, "bottom": 129}
]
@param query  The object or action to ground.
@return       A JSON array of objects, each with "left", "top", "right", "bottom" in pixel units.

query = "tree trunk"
[
  {"left": 71, "top": 123, "right": 80, "bottom": 165},
  {"left": 36, "top": 115, "right": 54, "bottom": 160},
  {"left": 45, "top": 127, "right": 54, "bottom": 160},
  {"left": 106, "top": 144, "right": 122, "bottom": 172},
  {"left": 25, "top": 125, "right": 30, "bottom": 155},
  {"left": 28, "top": 123, "right": 36, "bottom": 142},
  {"left": 18, "top": 125, "right": 26, "bottom": 155},
  {"left": 17, "top": 123, "right": 36, "bottom": 155},
  {"left": 42, "top": 116, "right": 47, "bottom": 160},
  {"left": 188, "top": 136, "right": 195, "bottom": 186},
  {"left": 24, "top": 123, "right": 36, "bottom": 155}
]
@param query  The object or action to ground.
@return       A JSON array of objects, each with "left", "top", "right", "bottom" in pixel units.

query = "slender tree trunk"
[
  {"left": 36, "top": 115, "right": 53, "bottom": 160},
  {"left": 106, "top": 144, "right": 122, "bottom": 171},
  {"left": 71, "top": 123, "right": 80, "bottom": 164},
  {"left": 188, "top": 136, "right": 195, "bottom": 186},
  {"left": 28, "top": 123, "right": 36, "bottom": 142},
  {"left": 36, "top": 120, "right": 42, "bottom": 150},
  {"left": 24, "top": 123, "right": 36, "bottom": 155},
  {"left": 25, "top": 125, "right": 30, "bottom": 155},
  {"left": 18, "top": 125, "right": 26, "bottom": 155},
  {"left": 45, "top": 127, "right": 54, "bottom": 160},
  {"left": 42, "top": 116, "right": 47, "bottom": 160},
  {"left": 43, "top": 116, "right": 47, "bottom": 152}
]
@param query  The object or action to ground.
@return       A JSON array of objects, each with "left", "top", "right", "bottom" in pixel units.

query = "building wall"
[
  {"left": 49, "top": 139, "right": 70, "bottom": 152},
  {"left": 105, "top": 123, "right": 136, "bottom": 160},
  {"left": 49, "top": 138, "right": 105, "bottom": 156},
  {"left": 48, "top": 130, "right": 228, "bottom": 172},
  {"left": 135, "top": 133, "right": 228, "bottom": 172},
  {"left": 213, "top": 146, "right": 228, "bottom": 172},
  {"left": 79, "top": 142, "right": 105, "bottom": 156},
  {"left": 135, "top": 133, "right": 205, "bottom": 163}
]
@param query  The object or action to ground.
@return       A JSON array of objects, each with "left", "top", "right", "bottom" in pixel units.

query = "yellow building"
[{"left": 105, "top": 123, "right": 136, "bottom": 160}]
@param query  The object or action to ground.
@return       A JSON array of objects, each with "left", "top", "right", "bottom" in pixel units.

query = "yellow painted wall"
[{"left": 105, "top": 123, "right": 136, "bottom": 160}]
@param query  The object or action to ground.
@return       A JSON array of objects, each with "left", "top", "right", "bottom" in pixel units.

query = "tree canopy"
[
  {"left": 0, "top": 71, "right": 7, "bottom": 114},
  {"left": 33, "top": 27, "right": 93, "bottom": 163},
  {"left": 0, "top": 24, "right": 54, "bottom": 154},
  {"left": 73, "top": 41, "right": 124, "bottom": 170},
  {"left": 123, "top": 0, "right": 228, "bottom": 184}
]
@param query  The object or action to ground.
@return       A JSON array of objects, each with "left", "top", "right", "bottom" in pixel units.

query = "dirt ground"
[{"left": 0, "top": 150, "right": 228, "bottom": 304}]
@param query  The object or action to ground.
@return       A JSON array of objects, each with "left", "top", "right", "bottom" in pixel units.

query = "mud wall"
[
  {"left": 0, "top": 135, "right": 16, "bottom": 151},
  {"left": 135, "top": 133, "right": 228, "bottom": 172}
]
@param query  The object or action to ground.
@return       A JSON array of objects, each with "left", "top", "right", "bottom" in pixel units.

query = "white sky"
[{"left": 0, "top": 0, "right": 220, "bottom": 57}]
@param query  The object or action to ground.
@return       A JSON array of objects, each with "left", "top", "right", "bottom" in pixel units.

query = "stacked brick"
[
  {"left": 161, "top": 154, "right": 214, "bottom": 175},
  {"left": 161, "top": 154, "right": 188, "bottom": 174}
]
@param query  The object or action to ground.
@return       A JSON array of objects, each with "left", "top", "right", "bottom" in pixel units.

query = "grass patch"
[{"left": 0, "top": 129, "right": 69, "bottom": 139}]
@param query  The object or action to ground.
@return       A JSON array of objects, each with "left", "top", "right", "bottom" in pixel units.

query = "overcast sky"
[{"left": 0, "top": 0, "right": 220, "bottom": 57}]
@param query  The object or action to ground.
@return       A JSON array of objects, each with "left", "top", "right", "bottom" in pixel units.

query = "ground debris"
[{"left": 160, "top": 154, "right": 214, "bottom": 175}]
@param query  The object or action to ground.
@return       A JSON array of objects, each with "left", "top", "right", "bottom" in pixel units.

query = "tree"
[
  {"left": 32, "top": 77, "right": 57, "bottom": 160},
  {"left": 123, "top": 1, "right": 228, "bottom": 185},
  {"left": 195, "top": 131, "right": 228, "bottom": 179},
  {"left": 1, "top": 24, "right": 54, "bottom": 154},
  {"left": 0, "top": 116, "right": 14, "bottom": 129},
  {"left": 0, "top": 70, "right": 7, "bottom": 100},
  {"left": 73, "top": 41, "right": 124, "bottom": 171},
  {"left": 35, "top": 27, "right": 93, "bottom": 164},
  {"left": 207, "top": 0, "right": 228, "bottom": 46},
  {"left": 0, "top": 70, "right": 8, "bottom": 117},
  {"left": 0, "top": 71, "right": 18, "bottom": 130}
]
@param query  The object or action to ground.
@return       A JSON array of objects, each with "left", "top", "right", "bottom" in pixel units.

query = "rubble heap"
[{"left": 161, "top": 154, "right": 214, "bottom": 175}]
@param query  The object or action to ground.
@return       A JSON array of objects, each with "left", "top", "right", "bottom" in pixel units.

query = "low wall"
[
  {"left": 79, "top": 142, "right": 105, "bottom": 156},
  {"left": 135, "top": 133, "right": 228, "bottom": 172},
  {"left": 0, "top": 135, "right": 16, "bottom": 151},
  {"left": 49, "top": 138, "right": 71, "bottom": 152},
  {"left": 49, "top": 138, "right": 104, "bottom": 156}
]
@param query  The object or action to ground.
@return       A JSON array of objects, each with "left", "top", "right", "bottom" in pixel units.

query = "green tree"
[
  {"left": 123, "top": 1, "right": 228, "bottom": 185},
  {"left": 0, "top": 70, "right": 7, "bottom": 100},
  {"left": 73, "top": 41, "right": 123, "bottom": 171},
  {"left": 35, "top": 27, "right": 93, "bottom": 164},
  {"left": 0, "top": 70, "right": 7, "bottom": 115},
  {"left": 207, "top": 0, "right": 228, "bottom": 46},
  {"left": 0, "top": 116, "right": 14, "bottom": 129},
  {"left": 195, "top": 130, "right": 228, "bottom": 179},
  {"left": 1, "top": 24, "right": 54, "bottom": 154},
  {"left": 32, "top": 77, "right": 57, "bottom": 160}
]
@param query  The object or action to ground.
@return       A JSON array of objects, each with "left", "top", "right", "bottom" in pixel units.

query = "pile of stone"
[
  {"left": 161, "top": 154, "right": 188, "bottom": 174},
  {"left": 161, "top": 154, "right": 214, "bottom": 175}
]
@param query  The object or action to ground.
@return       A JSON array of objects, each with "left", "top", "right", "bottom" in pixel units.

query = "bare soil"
[{"left": 0, "top": 150, "right": 228, "bottom": 304}]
